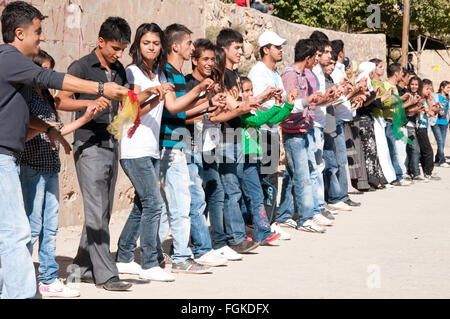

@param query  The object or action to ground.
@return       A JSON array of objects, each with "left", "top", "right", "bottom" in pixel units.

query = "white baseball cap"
[{"left": 258, "top": 31, "right": 287, "bottom": 47}]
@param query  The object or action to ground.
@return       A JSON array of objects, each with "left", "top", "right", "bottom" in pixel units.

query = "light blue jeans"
[
  {"left": 20, "top": 166, "right": 59, "bottom": 285},
  {"left": 159, "top": 148, "right": 192, "bottom": 264},
  {"left": 0, "top": 155, "right": 36, "bottom": 299},
  {"left": 187, "top": 149, "right": 212, "bottom": 259}
]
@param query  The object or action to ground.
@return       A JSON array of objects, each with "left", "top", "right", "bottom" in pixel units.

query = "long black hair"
[
  {"left": 408, "top": 76, "right": 423, "bottom": 97},
  {"left": 33, "top": 49, "right": 57, "bottom": 114},
  {"left": 438, "top": 81, "right": 449, "bottom": 96},
  {"left": 129, "top": 23, "right": 166, "bottom": 78},
  {"left": 213, "top": 46, "right": 226, "bottom": 92}
]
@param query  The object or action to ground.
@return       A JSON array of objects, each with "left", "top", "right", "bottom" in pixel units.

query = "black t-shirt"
[
  {"left": 184, "top": 73, "right": 201, "bottom": 139},
  {"left": 222, "top": 68, "right": 242, "bottom": 134}
]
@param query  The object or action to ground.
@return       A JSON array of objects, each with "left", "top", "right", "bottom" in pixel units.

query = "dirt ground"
[{"left": 33, "top": 140, "right": 450, "bottom": 299}]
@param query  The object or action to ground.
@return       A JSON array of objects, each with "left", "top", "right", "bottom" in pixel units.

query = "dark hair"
[
  {"left": 438, "top": 81, "right": 450, "bottom": 95},
  {"left": 314, "top": 39, "right": 331, "bottom": 53},
  {"left": 240, "top": 76, "right": 252, "bottom": 85},
  {"left": 331, "top": 50, "right": 339, "bottom": 63},
  {"left": 191, "top": 38, "right": 215, "bottom": 70},
  {"left": 33, "top": 49, "right": 55, "bottom": 69},
  {"left": 401, "top": 67, "right": 409, "bottom": 77},
  {"left": 369, "top": 58, "right": 382, "bottom": 66},
  {"left": 99, "top": 17, "right": 131, "bottom": 44},
  {"left": 309, "top": 30, "right": 329, "bottom": 41},
  {"left": 129, "top": 23, "right": 166, "bottom": 78},
  {"left": 164, "top": 23, "right": 192, "bottom": 54},
  {"left": 213, "top": 46, "right": 226, "bottom": 90},
  {"left": 408, "top": 53, "right": 413, "bottom": 58},
  {"left": 259, "top": 44, "right": 272, "bottom": 59},
  {"left": 343, "top": 57, "right": 351, "bottom": 69},
  {"left": 408, "top": 70, "right": 416, "bottom": 76},
  {"left": 216, "top": 28, "right": 243, "bottom": 49},
  {"left": 1, "top": 1, "right": 47, "bottom": 43},
  {"left": 294, "top": 38, "right": 316, "bottom": 62},
  {"left": 422, "top": 79, "right": 433, "bottom": 86},
  {"left": 32, "top": 49, "right": 56, "bottom": 113},
  {"left": 331, "top": 39, "right": 344, "bottom": 56},
  {"left": 387, "top": 63, "right": 402, "bottom": 78},
  {"left": 408, "top": 76, "right": 423, "bottom": 97}
]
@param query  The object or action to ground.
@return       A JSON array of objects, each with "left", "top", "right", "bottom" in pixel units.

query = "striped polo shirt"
[{"left": 160, "top": 63, "right": 188, "bottom": 149}]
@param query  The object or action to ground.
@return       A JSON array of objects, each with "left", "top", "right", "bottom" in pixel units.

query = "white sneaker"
[
  {"left": 139, "top": 266, "right": 175, "bottom": 282},
  {"left": 213, "top": 246, "right": 243, "bottom": 261},
  {"left": 384, "top": 183, "right": 394, "bottom": 188},
  {"left": 324, "top": 203, "right": 339, "bottom": 215},
  {"left": 298, "top": 219, "right": 326, "bottom": 233},
  {"left": 440, "top": 163, "right": 450, "bottom": 168},
  {"left": 279, "top": 218, "right": 298, "bottom": 229},
  {"left": 116, "top": 261, "right": 142, "bottom": 275},
  {"left": 327, "top": 201, "right": 352, "bottom": 211},
  {"left": 313, "top": 213, "right": 334, "bottom": 226},
  {"left": 39, "top": 278, "right": 80, "bottom": 298},
  {"left": 195, "top": 250, "right": 229, "bottom": 267},
  {"left": 270, "top": 222, "right": 292, "bottom": 240}
]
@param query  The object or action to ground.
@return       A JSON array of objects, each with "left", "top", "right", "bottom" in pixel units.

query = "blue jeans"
[
  {"left": 323, "top": 121, "right": 349, "bottom": 204},
  {"left": 251, "top": 2, "right": 269, "bottom": 13},
  {"left": 159, "top": 148, "right": 192, "bottom": 264},
  {"left": 432, "top": 124, "right": 448, "bottom": 164},
  {"left": 385, "top": 121, "right": 404, "bottom": 181},
  {"left": 277, "top": 133, "right": 316, "bottom": 227},
  {"left": 117, "top": 156, "right": 164, "bottom": 269},
  {"left": 0, "top": 155, "right": 36, "bottom": 299},
  {"left": 187, "top": 150, "right": 212, "bottom": 259},
  {"left": 308, "top": 127, "right": 325, "bottom": 210},
  {"left": 218, "top": 143, "right": 246, "bottom": 246},
  {"left": 19, "top": 166, "right": 59, "bottom": 285},
  {"left": 202, "top": 150, "right": 227, "bottom": 250},
  {"left": 242, "top": 162, "right": 272, "bottom": 243}
]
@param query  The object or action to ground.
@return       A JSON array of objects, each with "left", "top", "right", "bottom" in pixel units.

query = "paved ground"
[{"left": 34, "top": 142, "right": 450, "bottom": 299}]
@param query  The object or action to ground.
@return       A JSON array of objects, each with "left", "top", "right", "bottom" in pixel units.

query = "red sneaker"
[{"left": 262, "top": 232, "right": 281, "bottom": 245}]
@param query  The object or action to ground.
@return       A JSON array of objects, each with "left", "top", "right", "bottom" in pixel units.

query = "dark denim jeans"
[
  {"left": 218, "top": 143, "right": 246, "bottom": 246},
  {"left": 323, "top": 121, "right": 349, "bottom": 204},
  {"left": 117, "top": 156, "right": 164, "bottom": 270},
  {"left": 202, "top": 150, "right": 227, "bottom": 250},
  {"left": 242, "top": 161, "right": 272, "bottom": 243},
  {"left": 406, "top": 127, "right": 421, "bottom": 177},
  {"left": 432, "top": 124, "right": 448, "bottom": 164},
  {"left": 385, "top": 121, "right": 404, "bottom": 181}
]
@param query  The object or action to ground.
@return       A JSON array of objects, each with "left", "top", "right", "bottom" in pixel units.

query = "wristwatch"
[{"left": 98, "top": 81, "right": 105, "bottom": 96}]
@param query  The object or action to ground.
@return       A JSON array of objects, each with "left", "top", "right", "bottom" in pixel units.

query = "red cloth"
[{"left": 235, "top": 0, "right": 247, "bottom": 7}]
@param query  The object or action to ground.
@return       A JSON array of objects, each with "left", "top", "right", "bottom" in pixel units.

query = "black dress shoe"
[
  {"left": 80, "top": 275, "right": 95, "bottom": 284},
  {"left": 96, "top": 277, "right": 132, "bottom": 291},
  {"left": 349, "top": 190, "right": 364, "bottom": 195},
  {"left": 345, "top": 199, "right": 361, "bottom": 207}
]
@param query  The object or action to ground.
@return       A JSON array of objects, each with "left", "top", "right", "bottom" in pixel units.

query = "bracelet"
[{"left": 98, "top": 81, "right": 104, "bottom": 96}]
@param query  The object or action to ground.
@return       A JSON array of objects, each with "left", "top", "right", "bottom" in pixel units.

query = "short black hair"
[
  {"left": 309, "top": 30, "right": 329, "bottom": 41},
  {"left": 216, "top": 28, "right": 243, "bottom": 49},
  {"left": 369, "top": 58, "right": 382, "bottom": 66},
  {"left": 240, "top": 76, "right": 252, "bottom": 85},
  {"left": 259, "top": 44, "right": 271, "bottom": 59},
  {"left": 331, "top": 39, "right": 344, "bottom": 55},
  {"left": 192, "top": 38, "right": 215, "bottom": 70},
  {"left": 331, "top": 50, "right": 339, "bottom": 62},
  {"left": 294, "top": 38, "right": 316, "bottom": 62},
  {"left": 1, "top": 1, "right": 47, "bottom": 43},
  {"left": 99, "top": 17, "right": 131, "bottom": 44},
  {"left": 401, "top": 67, "right": 409, "bottom": 77},
  {"left": 387, "top": 63, "right": 402, "bottom": 78},
  {"left": 422, "top": 78, "right": 432, "bottom": 86},
  {"left": 164, "top": 23, "right": 192, "bottom": 54},
  {"left": 314, "top": 39, "right": 331, "bottom": 53}
]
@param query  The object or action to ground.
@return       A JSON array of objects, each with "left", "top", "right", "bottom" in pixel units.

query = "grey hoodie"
[{"left": 0, "top": 44, "right": 65, "bottom": 156}]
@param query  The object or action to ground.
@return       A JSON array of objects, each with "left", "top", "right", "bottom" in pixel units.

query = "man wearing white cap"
[{"left": 248, "top": 31, "right": 291, "bottom": 240}]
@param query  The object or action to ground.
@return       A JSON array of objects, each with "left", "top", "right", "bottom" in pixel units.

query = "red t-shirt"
[{"left": 235, "top": 0, "right": 247, "bottom": 6}]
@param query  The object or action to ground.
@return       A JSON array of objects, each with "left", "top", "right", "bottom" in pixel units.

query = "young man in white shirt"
[{"left": 247, "top": 31, "right": 291, "bottom": 240}]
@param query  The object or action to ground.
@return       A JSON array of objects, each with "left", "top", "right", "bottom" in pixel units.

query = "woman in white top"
[{"left": 115, "top": 23, "right": 175, "bottom": 282}]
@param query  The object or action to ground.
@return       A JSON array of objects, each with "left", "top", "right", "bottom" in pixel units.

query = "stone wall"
[
  {"left": 414, "top": 50, "right": 450, "bottom": 92},
  {"left": 1, "top": 0, "right": 389, "bottom": 227},
  {"left": 204, "top": 0, "right": 387, "bottom": 76}
]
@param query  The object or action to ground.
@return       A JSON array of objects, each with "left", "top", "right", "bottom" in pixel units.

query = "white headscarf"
[{"left": 355, "top": 61, "right": 376, "bottom": 92}]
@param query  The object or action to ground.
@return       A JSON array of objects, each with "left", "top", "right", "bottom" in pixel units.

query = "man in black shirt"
[
  {"left": 57, "top": 17, "right": 132, "bottom": 291},
  {"left": 0, "top": 1, "right": 127, "bottom": 299}
]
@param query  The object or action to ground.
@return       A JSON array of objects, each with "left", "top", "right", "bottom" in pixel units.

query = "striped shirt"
[{"left": 160, "top": 63, "right": 189, "bottom": 149}]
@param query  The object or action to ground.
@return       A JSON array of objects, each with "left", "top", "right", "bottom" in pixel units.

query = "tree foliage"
[{"left": 222, "top": 0, "right": 450, "bottom": 44}]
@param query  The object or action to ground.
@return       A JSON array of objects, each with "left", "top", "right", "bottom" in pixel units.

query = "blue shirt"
[
  {"left": 160, "top": 63, "right": 188, "bottom": 149},
  {"left": 434, "top": 94, "right": 449, "bottom": 126},
  {"left": 418, "top": 100, "right": 429, "bottom": 128}
]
